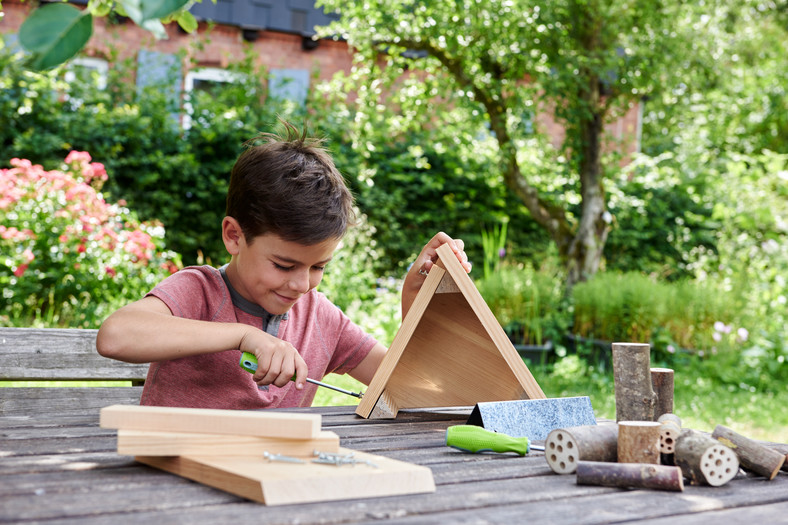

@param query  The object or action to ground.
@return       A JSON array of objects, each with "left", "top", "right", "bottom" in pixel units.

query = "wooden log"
[
  {"left": 576, "top": 461, "right": 684, "bottom": 491},
  {"left": 768, "top": 443, "right": 788, "bottom": 472},
  {"left": 712, "top": 425, "right": 785, "bottom": 480},
  {"left": 674, "top": 429, "right": 739, "bottom": 486},
  {"left": 657, "top": 413, "right": 682, "bottom": 455},
  {"left": 618, "top": 421, "right": 661, "bottom": 464},
  {"left": 544, "top": 423, "right": 619, "bottom": 474},
  {"left": 650, "top": 368, "right": 674, "bottom": 419},
  {"left": 612, "top": 342, "right": 657, "bottom": 422}
]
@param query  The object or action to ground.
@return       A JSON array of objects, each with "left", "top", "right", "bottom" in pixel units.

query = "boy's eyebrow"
[{"left": 273, "top": 254, "right": 334, "bottom": 266}]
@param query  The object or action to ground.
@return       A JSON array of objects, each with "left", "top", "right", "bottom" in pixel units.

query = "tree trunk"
[{"left": 564, "top": 109, "right": 609, "bottom": 289}]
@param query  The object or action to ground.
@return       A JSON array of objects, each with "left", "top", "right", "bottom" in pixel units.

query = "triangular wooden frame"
[{"left": 356, "top": 243, "right": 546, "bottom": 419}]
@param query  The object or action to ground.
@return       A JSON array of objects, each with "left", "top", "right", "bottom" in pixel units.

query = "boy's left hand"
[{"left": 402, "top": 232, "right": 471, "bottom": 318}]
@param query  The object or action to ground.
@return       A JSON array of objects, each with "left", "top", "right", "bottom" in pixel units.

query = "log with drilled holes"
[
  {"left": 544, "top": 423, "right": 619, "bottom": 474},
  {"left": 674, "top": 429, "right": 739, "bottom": 486},
  {"left": 612, "top": 342, "right": 658, "bottom": 422},
  {"left": 618, "top": 421, "right": 662, "bottom": 464},
  {"left": 657, "top": 413, "right": 682, "bottom": 455},
  {"left": 712, "top": 425, "right": 786, "bottom": 480},
  {"left": 576, "top": 461, "right": 684, "bottom": 491}
]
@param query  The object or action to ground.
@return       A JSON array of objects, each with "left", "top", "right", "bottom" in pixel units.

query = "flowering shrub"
[{"left": 1, "top": 152, "right": 181, "bottom": 327}]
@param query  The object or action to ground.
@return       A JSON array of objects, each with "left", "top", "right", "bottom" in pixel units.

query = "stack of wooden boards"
[{"left": 100, "top": 405, "right": 435, "bottom": 505}]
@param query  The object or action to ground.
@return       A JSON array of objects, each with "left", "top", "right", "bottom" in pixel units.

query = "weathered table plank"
[{"left": 0, "top": 327, "right": 148, "bottom": 382}]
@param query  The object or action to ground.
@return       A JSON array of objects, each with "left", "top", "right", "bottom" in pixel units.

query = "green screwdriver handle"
[
  {"left": 446, "top": 425, "right": 530, "bottom": 455},
  {"left": 239, "top": 351, "right": 298, "bottom": 380}
]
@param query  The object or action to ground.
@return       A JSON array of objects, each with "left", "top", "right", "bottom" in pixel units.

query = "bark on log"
[
  {"left": 650, "top": 368, "right": 674, "bottom": 419},
  {"left": 674, "top": 429, "right": 739, "bottom": 486},
  {"left": 657, "top": 413, "right": 682, "bottom": 455},
  {"left": 712, "top": 425, "right": 785, "bottom": 480},
  {"left": 618, "top": 421, "right": 661, "bottom": 464},
  {"left": 544, "top": 423, "right": 619, "bottom": 474},
  {"left": 612, "top": 342, "right": 657, "bottom": 421},
  {"left": 576, "top": 461, "right": 684, "bottom": 491},
  {"left": 767, "top": 443, "right": 788, "bottom": 473}
]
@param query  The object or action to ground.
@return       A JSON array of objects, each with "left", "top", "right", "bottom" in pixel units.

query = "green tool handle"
[
  {"left": 238, "top": 352, "right": 306, "bottom": 382},
  {"left": 446, "top": 425, "right": 530, "bottom": 455}
]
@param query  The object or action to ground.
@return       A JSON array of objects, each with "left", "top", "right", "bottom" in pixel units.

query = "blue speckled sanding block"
[{"left": 466, "top": 397, "right": 596, "bottom": 441}]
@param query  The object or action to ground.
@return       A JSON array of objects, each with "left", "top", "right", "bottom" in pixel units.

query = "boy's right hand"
[{"left": 239, "top": 329, "right": 308, "bottom": 389}]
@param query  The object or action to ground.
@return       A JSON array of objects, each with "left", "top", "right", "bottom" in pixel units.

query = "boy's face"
[{"left": 223, "top": 222, "right": 340, "bottom": 315}]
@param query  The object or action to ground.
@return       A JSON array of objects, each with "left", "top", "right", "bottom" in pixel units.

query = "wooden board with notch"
[{"left": 136, "top": 448, "right": 435, "bottom": 505}]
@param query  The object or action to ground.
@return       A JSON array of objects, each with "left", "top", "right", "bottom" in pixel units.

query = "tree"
[{"left": 316, "top": 0, "right": 688, "bottom": 288}]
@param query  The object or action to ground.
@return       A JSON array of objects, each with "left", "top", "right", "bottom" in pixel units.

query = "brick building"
[
  {"left": 1, "top": 0, "right": 353, "bottom": 108},
  {"left": 0, "top": 0, "right": 640, "bottom": 155}
]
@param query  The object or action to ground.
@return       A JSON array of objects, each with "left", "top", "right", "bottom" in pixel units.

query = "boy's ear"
[{"left": 222, "top": 217, "right": 244, "bottom": 255}]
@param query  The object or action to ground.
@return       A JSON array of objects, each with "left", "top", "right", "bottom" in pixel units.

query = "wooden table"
[{"left": 2, "top": 390, "right": 788, "bottom": 524}]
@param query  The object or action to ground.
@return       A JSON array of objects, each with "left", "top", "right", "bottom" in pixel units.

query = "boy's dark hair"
[{"left": 226, "top": 120, "right": 356, "bottom": 245}]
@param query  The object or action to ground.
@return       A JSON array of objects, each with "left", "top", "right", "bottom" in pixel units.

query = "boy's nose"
[{"left": 288, "top": 271, "right": 311, "bottom": 293}]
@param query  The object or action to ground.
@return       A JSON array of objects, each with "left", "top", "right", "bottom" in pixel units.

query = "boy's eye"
[{"left": 274, "top": 263, "right": 293, "bottom": 271}]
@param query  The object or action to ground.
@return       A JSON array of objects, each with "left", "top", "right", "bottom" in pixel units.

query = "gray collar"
[{"left": 219, "top": 265, "right": 287, "bottom": 335}]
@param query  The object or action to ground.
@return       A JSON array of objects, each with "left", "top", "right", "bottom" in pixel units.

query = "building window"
[
  {"left": 183, "top": 67, "right": 245, "bottom": 129},
  {"left": 64, "top": 57, "right": 109, "bottom": 90}
]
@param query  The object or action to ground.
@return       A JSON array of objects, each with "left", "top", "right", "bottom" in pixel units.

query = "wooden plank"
[
  {"left": 0, "top": 387, "right": 142, "bottom": 416},
  {"left": 135, "top": 447, "right": 436, "bottom": 505},
  {"left": 0, "top": 327, "right": 148, "bottom": 382},
  {"left": 117, "top": 429, "right": 340, "bottom": 456},
  {"left": 100, "top": 405, "right": 321, "bottom": 439},
  {"left": 357, "top": 243, "right": 545, "bottom": 419}
]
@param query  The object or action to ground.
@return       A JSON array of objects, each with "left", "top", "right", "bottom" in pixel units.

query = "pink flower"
[
  {"left": 65, "top": 151, "right": 92, "bottom": 165},
  {"left": 13, "top": 264, "right": 28, "bottom": 277},
  {"left": 105, "top": 266, "right": 117, "bottom": 277}
]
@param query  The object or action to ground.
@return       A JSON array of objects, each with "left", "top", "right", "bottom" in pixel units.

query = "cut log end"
[
  {"left": 545, "top": 429, "right": 579, "bottom": 474},
  {"left": 700, "top": 444, "right": 740, "bottom": 487},
  {"left": 660, "top": 426, "right": 679, "bottom": 454}
]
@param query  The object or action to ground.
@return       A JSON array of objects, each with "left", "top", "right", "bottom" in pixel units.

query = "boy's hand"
[
  {"left": 239, "top": 330, "right": 308, "bottom": 389},
  {"left": 402, "top": 232, "right": 471, "bottom": 318}
]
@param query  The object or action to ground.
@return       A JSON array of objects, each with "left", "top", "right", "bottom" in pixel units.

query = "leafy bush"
[
  {"left": 570, "top": 272, "right": 744, "bottom": 356},
  {"left": 0, "top": 152, "right": 180, "bottom": 327}
]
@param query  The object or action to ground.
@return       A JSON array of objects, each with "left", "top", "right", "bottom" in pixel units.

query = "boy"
[{"left": 96, "top": 122, "right": 471, "bottom": 409}]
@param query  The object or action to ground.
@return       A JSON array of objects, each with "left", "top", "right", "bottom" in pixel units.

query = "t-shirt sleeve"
[{"left": 146, "top": 266, "right": 229, "bottom": 322}]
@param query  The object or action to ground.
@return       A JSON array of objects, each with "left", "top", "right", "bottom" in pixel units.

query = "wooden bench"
[{"left": 0, "top": 327, "right": 147, "bottom": 416}]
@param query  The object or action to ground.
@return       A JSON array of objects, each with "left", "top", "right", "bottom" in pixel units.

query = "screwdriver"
[
  {"left": 239, "top": 351, "right": 364, "bottom": 399},
  {"left": 446, "top": 425, "right": 545, "bottom": 455}
]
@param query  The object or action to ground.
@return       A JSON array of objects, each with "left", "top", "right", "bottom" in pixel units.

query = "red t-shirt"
[{"left": 139, "top": 265, "right": 377, "bottom": 409}]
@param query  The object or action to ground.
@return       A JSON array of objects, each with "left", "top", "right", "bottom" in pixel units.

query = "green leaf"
[
  {"left": 140, "top": 0, "right": 190, "bottom": 22},
  {"left": 176, "top": 10, "right": 198, "bottom": 33},
  {"left": 116, "top": 0, "right": 169, "bottom": 38},
  {"left": 19, "top": 4, "right": 93, "bottom": 71}
]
